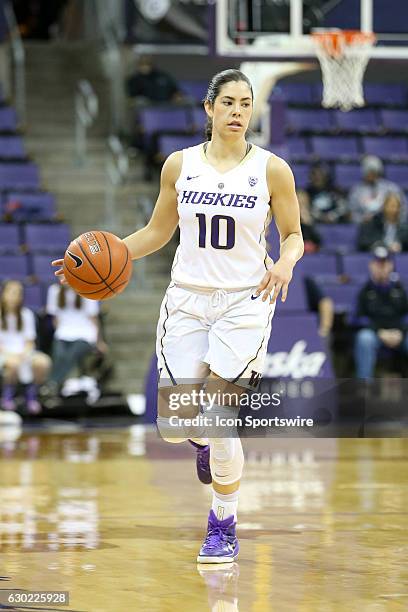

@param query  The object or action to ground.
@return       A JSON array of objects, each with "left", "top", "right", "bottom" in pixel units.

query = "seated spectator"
[
  {"left": 126, "top": 55, "right": 183, "bottom": 104},
  {"left": 298, "top": 189, "right": 321, "bottom": 253},
  {"left": 125, "top": 55, "right": 188, "bottom": 179},
  {"left": 306, "top": 163, "right": 347, "bottom": 224},
  {"left": 304, "top": 277, "right": 334, "bottom": 338},
  {"left": 349, "top": 156, "right": 406, "bottom": 223},
  {"left": 357, "top": 192, "right": 408, "bottom": 252},
  {"left": 0, "top": 280, "right": 51, "bottom": 413},
  {"left": 46, "top": 284, "right": 100, "bottom": 389},
  {"left": 354, "top": 247, "right": 408, "bottom": 379}
]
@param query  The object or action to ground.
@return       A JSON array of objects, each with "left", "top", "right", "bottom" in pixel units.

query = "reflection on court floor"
[{"left": 0, "top": 426, "right": 407, "bottom": 611}]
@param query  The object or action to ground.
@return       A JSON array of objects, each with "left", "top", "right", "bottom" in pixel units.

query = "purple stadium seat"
[
  {"left": 2, "top": 192, "right": 56, "bottom": 221},
  {"left": 286, "top": 109, "right": 335, "bottom": 133},
  {"left": 385, "top": 165, "right": 408, "bottom": 190},
  {"left": 394, "top": 254, "right": 408, "bottom": 273},
  {"left": 179, "top": 80, "right": 207, "bottom": 103},
  {"left": 319, "top": 281, "right": 363, "bottom": 314},
  {"left": 0, "top": 107, "right": 17, "bottom": 132},
  {"left": 335, "top": 109, "right": 380, "bottom": 133},
  {"left": 0, "top": 223, "right": 20, "bottom": 253},
  {"left": 291, "top": 163, "right": 310, "bottom": 189},
  {"left": 311, "top": 136, "right": 359, "bottom": 161},
  {"left": 0, "top": 137, "right": 26, "bottom": 159},
  {"left": 316, "top": 224, "right": 359, "bottom": 252},
  {"left": 0, "top": 255, "right": 29, "bottom": 281},
  {"left": 313, "top": 84, "right": 325, "bottom": 105},
  {"left": 158, "top": 134, "right": 202, "bottom": 158},
  {"left": 296, "top": 253, "right": 338, "bottom": 278},
  {"left": 0, "top": 163, "right": 40, "bottom": 190},
  {"left": 365, "top": 84, "right": 407, "bottom": 107},
  {"left": 31, "top": 255, "right": 57, "bottom": 283},
  {"left": 277, "top": 276, "right": 308, "bottom": 312},
  {"left": 277, "top": 83, "right": 314, "bottom": 105},
  {"left": 191, "top": 107, "right": 207, "bottom": 132},
  {"left": 23, "top": 284, "right": 43, "bottom": 311},
  {"left": 270, "top": 143, "right": 290, "bottom": 160},
  {"left": 341, "top": 253, "right": 372, "bottom": 277},
  {"left": 334, "top": 164, "right": 362, "bottom": 189},
  {"left": 286, "top": 136, "right": 310, "bottom": 161},
  {"left": 381, "top": 110, "right": 408, "bottom": 133},
  {"left": 362, "top": 136, "right": 408, "bottom": 161},
  {"left": 24, "top": 223, "right": 70, "bottom": 254},
  {"left": 139, "top": 107, "right": 190, "bottom": 136}
]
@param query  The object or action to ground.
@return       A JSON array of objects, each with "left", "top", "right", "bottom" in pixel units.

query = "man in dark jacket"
[
  {"left": 357, "top": 192, "right": 408, "bottom": 252},
  {"left": 354, "top": 246, "right": 408, "bottom": 378},
  {"left": 126, "top": 55, "right": 183, "bottom": 103}
]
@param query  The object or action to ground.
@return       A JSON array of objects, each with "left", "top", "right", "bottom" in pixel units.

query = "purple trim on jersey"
[
  {"left": 231, "top": 301, "right": 275, "bottom": 385},
  {"left": 159, "top": 285, "right": 178, "bottom": 386},
  {"left": 259, "top": 208, "right": 271, "bottom": 270}
]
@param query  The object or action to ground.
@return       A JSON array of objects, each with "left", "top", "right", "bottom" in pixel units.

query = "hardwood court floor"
[{"left": 0, "top": 428, "right": 407, "bottom": 612}]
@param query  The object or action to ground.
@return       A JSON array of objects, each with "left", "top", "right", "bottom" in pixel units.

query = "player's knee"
[
  {"left": 156, "top": 415, "right": 187, "bottom": 444},
  {"left": 210, "top": 438, "right": 244, "bottom": 486}
]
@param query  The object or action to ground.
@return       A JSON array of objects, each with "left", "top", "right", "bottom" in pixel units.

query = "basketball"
[{"left": 63, "top": 230, "right": 132, "bottom": 300}]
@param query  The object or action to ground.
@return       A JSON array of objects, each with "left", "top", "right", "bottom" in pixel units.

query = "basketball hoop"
[{"left": 312, "top": 30, "right": 376, "bottom": 112}]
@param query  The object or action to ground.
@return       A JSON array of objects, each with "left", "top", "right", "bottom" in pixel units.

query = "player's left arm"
[{"left": 256, "top": 155, "right": 304, "bottom": 303}]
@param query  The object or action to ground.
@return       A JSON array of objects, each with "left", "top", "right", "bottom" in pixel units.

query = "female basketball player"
[{"left": 53, "top": 69, "right": 303, "bottom": 563}]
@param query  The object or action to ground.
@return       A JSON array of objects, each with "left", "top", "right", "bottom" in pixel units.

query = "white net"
[{"left": 313, "top": 31, "right": 375, "bottom": 112}]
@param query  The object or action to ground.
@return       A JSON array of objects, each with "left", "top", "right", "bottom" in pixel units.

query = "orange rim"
[{"left": 312, "top": 30, "right": 376, "bottom": 56}]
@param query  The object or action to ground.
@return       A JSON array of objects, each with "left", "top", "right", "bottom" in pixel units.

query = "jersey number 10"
[{"left": 196, "top": 213, "right": 235, "bottom": 250}]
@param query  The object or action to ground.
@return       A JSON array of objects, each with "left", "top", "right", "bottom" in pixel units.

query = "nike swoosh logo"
[
  {"left": 187, "top": 175, "right": 200, "bottom": 180},
  {"left": 66, "top": 250, "right": 83, "bottom": 268},
  {"left": 251, "top": 294, "right": 260, "bottom": 300}
]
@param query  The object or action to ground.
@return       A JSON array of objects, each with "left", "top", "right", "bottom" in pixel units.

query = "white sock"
[{"left": 211, "top": 490, "right": 238, "bottom": 521}]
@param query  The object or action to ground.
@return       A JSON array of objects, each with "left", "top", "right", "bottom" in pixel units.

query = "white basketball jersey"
[{"left": 172, "top": 143, "right": 272, "bottom": 289}]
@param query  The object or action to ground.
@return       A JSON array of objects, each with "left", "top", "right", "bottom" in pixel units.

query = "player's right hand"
[{"left": 51, "top": 259, "right": 68, "bottom": 285}]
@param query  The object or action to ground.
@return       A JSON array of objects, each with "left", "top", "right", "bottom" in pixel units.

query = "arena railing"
[
  {"left": 75, "top": 79, "right": 99, "bottom": 166},
  {"left": 4, "top": 1, "right": 26, "bottom": 126}
]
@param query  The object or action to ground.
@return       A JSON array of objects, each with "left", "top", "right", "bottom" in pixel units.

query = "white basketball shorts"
[{"left": 156, "top": 283, "right": 275, "bottom": 387}]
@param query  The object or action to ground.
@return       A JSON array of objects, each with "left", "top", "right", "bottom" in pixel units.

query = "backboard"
[{"left": 216, "top": 0, "right": 408, "bottom": 60}]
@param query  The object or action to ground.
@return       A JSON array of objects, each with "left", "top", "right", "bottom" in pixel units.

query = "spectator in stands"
[
  {"left": 357, "top": 192, "right": 408, "bottom": 253},
  {"left": 126, "top": 55, "right": 184, "bottom": 104},
  {"left": 46, "top": 284, "right": 100, "bottom": 389},
  {"left": 349, "top": 155, "right": 406, "bottom": 223},
  {"left": 296, "top": 190, "right": 334, "bottom": 336},
  {"left": 306, "top": 163, "right": 347, "bottom": 224},
  {"left": 304, "top": 277, "right": 334, "bottom": 338},
  {"left": 298, "top": 189, "right": 321, "bottom": 253},
  {"left": 354, "top": 246, "right": 408, "bottom": 378},
  {"left": 125, "top": 55, "right": 188, "bottom": 179},
  {"left": 0, "top": 280, "right": 51, "bottom": 413}
]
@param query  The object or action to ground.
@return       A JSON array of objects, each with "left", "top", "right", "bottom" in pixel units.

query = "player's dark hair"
[
  {"left": 58, "top": 285, "right": 81, "bottom": 309},
  {"left": 204, "top": 69, "right": 253, "bottom": 140},
  {"left": 0, "top": 280, "right": 23, "bottom": 331}
]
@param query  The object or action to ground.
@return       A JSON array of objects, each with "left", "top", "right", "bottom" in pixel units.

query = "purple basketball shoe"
[
  {"left": 197, "top": 510, "right": 239, "bottom": 563},
  {"left": 189, "top": 440, "right": 212, "bottom": 484}
]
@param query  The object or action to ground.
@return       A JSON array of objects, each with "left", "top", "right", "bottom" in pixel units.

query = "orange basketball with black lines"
[{"left": 63, "top": 231, "right": 132, "bottom": 300}]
